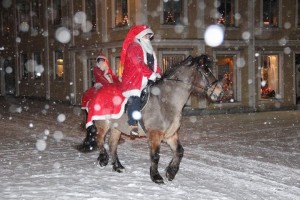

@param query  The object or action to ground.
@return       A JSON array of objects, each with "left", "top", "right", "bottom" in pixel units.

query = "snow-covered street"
[{"left": 0, "top": 96, "right": 299, "bottom": 200}]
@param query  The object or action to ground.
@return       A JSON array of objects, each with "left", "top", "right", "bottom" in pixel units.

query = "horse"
[{"left": 79, "top": 54, "right": 224, "bottom": 184}]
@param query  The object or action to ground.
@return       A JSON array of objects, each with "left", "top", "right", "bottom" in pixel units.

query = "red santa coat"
[
  {"left": 121, "top": 42, "right": 161, "bottom": 97},
  {"left": 81, "top": 65, "right": 120, "bottom": 109},
  {"left": 93, "top": 66, "right": 119, "bottom": 85}
]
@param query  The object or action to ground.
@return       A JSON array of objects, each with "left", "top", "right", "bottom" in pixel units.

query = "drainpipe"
[{"left": 248, "top": 0, "right": 256, "bottom": 110}]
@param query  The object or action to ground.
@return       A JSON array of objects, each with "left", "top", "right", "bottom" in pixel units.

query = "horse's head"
[{"left": 192, "top": 54, "right": 224, "bottom": 102}]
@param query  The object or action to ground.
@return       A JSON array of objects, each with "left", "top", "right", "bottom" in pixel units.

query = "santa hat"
[
  {"left": 96, "top": 53, "right": 107, "bottom": 62},
  {"left": 120, "top": 25, "right": 154, "bottom": 65}
]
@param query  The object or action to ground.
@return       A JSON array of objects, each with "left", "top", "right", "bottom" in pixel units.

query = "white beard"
[
  {"left": 97, "top": 61, "right": 108, "bottom": 73},
  {"left": 139, "top": 38, "right": 153, "bottom": 54}
]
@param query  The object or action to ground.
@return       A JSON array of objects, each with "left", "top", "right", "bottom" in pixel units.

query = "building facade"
[{"left": 0, "top": 0, "right": 300, "bottom": 112}]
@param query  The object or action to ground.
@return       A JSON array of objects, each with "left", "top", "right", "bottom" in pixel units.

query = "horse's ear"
[
  {"left": 181, "top": 55, "right": 194, "bottom": 66},
  {"left": 196, "top": 54, "right": 212, "bottom": 71}
]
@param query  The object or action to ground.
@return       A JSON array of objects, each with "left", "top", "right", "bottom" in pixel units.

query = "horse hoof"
[
  {"left": 76, "top": 143, "right": 97, "bottom": 153},
  {"left": 150, "top": 170, "right": 164, "bottom": 184},
  {"left": 113, "top": 166, "right": 125, "bottom": 173},
  {"left": 165, "top": 166, "right": 179, "bottom": 181},
  {"left": 97, "top": 153, "right": 109, "bottom": 167}
]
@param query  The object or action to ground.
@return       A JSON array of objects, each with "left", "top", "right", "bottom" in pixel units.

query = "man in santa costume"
[
  {"left": 81, "top": 53, "right": 120, "bottom": 151},
  {"left": 81, "top": 53, "right": 120, "bottom": 110},
  {"left": 120, "top": 25, "right": 161, "bottom": 135}
]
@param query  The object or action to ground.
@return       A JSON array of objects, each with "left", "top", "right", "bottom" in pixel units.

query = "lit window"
[
  {"left": 163, "top": 0, "right": 182, "bottom": 25},
  {"left": 263, "top": 0, "right": 279, "bottom": 27},
  {"left": 115, "top": 0, "right": 129, "bottom": 27},
  {"left": 55, "top": 50, "right": 64, "bottom": 80},
  {"left": 217, "top": 0, "right": 236, "bottom": 26},
  {"left": 260, "top": 55, "right": 279, "bottom": 99},
  {"left": 216, "top": 55, "right": 236, "bottom": 103},
  {"left": 162, "top": 54, "right": 186, "bottom": 73}
]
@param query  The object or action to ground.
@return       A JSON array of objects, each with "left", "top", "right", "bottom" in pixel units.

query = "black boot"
[{"left": 77, "top": 125, "right": 97, "bottom": 152}]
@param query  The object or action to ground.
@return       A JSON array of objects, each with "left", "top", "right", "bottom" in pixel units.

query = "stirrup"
[{"left": 129, "top": 125, "right": 139, "bottom": 136}]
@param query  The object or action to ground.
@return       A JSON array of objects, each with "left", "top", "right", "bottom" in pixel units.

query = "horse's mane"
[{"left": 160, "top": 55, "right": 194, "bottom": 80}]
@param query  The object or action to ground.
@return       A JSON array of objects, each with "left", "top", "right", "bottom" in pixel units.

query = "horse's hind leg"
[
  {"left": 148, "top": 129, "right": 164, "bottom": 184},
  {"left": 95, "top": 120, "right": 110, "bottom": 167},
  {"left": 165, "top": 131, "right": 184, "bottom": 181},
  {"left": 109, "top": 128, "right": 125, "bottom": 172}
]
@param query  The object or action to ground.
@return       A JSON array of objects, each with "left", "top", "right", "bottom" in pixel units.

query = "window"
[
  {"left": 262, "top": 0, "right": 279, "bottom": 27},
  {"left": 17, "top": 1, "right": 30, "bottom": 32},
  {"left": 114, "top": 0, "right": 128, "bottom": 27},
  {"left": 20, "top": 53, "right": 28, "bottom": 80},
  {"left": 298, "top": 0, "right": 300, "bottom": 27},
  {"left": 217, "top": 0, "right": 236, "bottom": 27},
  {"left": 19, "top": 53, "right": 43, "bottom": 80},
  {"left": 55, "top": 50, "right": 64, "bottom": 80},
  {"left": 161, "top": 54, "right": 186, "bottom": 73},
  {"left": 53, "top": 0, "right": 63, "bottom": 25},
  {"left": 163, "top": 0, "right": 182, "bottom": 25},
  {"left": 33, "top": 52, "right": 42, "bottom": 79},
  {"left": 215, "top": 55, "right": 236, "bottom": 102},
  {"left": 16, "top": 1, "right": 42, "bottom": 33},
  {"left": 31, "top": 0, "right": 42, "bottom": 31},
  {"left": 85, "top": 0, "right": 97, "bottom": 31},
  {"left": 260, "top": 55, "right": 279, "bottom": 99},
  {"left": 87, "top": 58, "right": 96, "bottom": 87}
]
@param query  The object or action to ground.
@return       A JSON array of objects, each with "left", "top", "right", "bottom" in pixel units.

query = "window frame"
[
  {"left": 112, "top": 0, "right": 129, "bottom": 28},
  {"left": 20, "top": 53, "right": 29, "bottom": 80},
  {"left": 54, "top": 50, "right": 64, "bottom": 81},
  {"left": 260, "top": 0, "right": 281, "bottom": 28},
  {"left": 213, "top": 51, "right": 242, "bottom": 103},
  {"left": 83, "top": 0, "right": 97, "bottom": 32},
  {"left": 258, "top": 53, "right": 283, "bottom": 100},
  {"left": 216, "top": 0, "right": 239, "bottom": 27},
  {"left": 160, "top": 0, "right": 188, "bottom": 26}
]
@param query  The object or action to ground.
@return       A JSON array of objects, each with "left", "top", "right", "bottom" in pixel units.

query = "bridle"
[{"left": 164, "top": 64, "right": 220, "bottom": 99}]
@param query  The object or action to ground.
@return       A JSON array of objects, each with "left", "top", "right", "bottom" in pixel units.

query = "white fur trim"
[
  {"left": 86, "top": 97, "right": 129, "bottom": 128},
  {"left": 96, "top": 55, "right": 107, "bottom": 61},
  {"left": 135, "top": 28, "right": 154, "bottom": 39},
  {"left": 122, "top": 89, "right": 141, "bottom": 98}
]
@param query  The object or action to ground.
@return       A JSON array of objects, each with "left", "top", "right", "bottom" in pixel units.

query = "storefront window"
[
  {"left": 260, "top": 55, "right": 278, "bottom": 98},
  {"left": 216, "top": 55, "right": 235, "bottom": 102},
  {"left": 217, "top": 0, "right": 236, "bottom": 26},
  {"left": 162, "top": 54, "right": 186, "bottom": 73},
  {"left": 115, "top": 0, "right": 128, "bottom": 27},
  {"left": 55, "top": 50, "right": 64, "bottom": 80},
  {"left": 263, "top": 0, "right": 279, "bottom": 27},
  {"left": 163, "top": 0, "right": 182, "bottom": 25}
]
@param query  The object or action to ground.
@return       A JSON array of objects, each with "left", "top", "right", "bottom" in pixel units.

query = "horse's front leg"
[
  {"left": 165, "top": 131, "right": 184, "bottom": 181},
  {"left": 109, "top": 128, "right": 124, "bottom": 172},
  {"left": 148, "top": 129, "right": 164, "bottom": 184},
  {"left": 95, "top": 121, "right": 110, "bottom": 167}
]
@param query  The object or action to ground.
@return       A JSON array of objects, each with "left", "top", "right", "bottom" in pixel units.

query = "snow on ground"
[{"left": 0, "top": 96, "right": 299, "bottom": 200}]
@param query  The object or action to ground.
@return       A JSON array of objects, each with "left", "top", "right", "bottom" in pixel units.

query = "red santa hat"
[
  {"left": 120, "top": 25, "right": 154, "bottom": 65},
  {"left": 96, "top": 52, "right": 108, "bottom": 62}
]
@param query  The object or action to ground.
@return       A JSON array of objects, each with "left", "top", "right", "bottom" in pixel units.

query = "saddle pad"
[{"left": 86, "top": 84, "right": 127, "bottom": 128}]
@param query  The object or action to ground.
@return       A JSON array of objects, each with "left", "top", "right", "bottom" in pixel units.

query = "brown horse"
[{"left": 81, "top": 55, "right": 223, "bottom": 184}]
